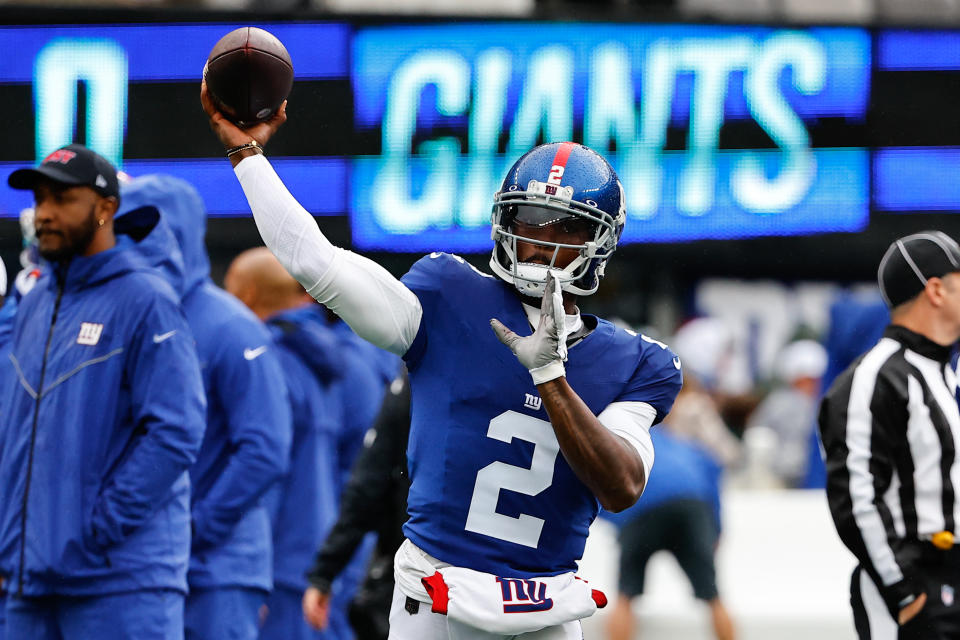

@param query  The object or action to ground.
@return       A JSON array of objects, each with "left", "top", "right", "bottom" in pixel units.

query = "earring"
[{"left": 98, "top": 219, "right": 105, "bottom": 227}]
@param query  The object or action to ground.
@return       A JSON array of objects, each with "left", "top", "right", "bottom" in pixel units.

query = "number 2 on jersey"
[{"left": 464, "top": 411, "right": 560, "bottom": 548}]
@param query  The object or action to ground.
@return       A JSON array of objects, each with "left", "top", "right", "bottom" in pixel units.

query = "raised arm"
[{"left": 200, "top": 83, "right": 421, "bottom": 355}]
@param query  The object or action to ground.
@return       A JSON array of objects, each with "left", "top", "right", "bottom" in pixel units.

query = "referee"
[{"left": 819, "top": 231, "right": 960, "bottom": 640}]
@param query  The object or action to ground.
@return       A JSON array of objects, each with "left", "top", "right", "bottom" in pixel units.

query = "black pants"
[{"left": 851, "top": 553, "right": 960, "bottom": 640}]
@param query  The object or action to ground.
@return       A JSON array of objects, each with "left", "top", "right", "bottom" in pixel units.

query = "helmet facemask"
[{"left": 489, "top": 179, "right": 621, "bottom": 297}]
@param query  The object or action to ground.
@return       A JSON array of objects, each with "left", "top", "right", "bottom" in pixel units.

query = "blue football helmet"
[{"left": 490, "top": 142, "right": 626, "bottom": 297}]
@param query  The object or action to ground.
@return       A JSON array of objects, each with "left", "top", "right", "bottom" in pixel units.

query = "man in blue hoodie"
[
  {"left": 225, "top": 247, "right": 344, "bottom": 640},
  {"left": 0, "top": 145, "right": 206, "bottom": 639},
  {"left": 226, "top": 248, "right": 398, "bottom": 640},
  {"left": 0, "top": 214, "right": 42, "bottom": 636},
  {"left": 119, "top": 175, "right": 292, "bottom": 640}
]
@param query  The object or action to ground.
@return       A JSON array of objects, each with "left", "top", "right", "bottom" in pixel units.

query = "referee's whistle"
[{"left": 932, "top": 531, "right": 955, "bottom": 550}]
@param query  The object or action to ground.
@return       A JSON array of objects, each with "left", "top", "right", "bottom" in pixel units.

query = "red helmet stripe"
[
  {"left": 551, "top": 142, "right": 575, "bottom": 171},
  {"left": 547, "top": 142, "right": 576, "bottom": 185}
]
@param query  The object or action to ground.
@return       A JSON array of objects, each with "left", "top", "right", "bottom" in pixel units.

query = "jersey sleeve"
[
  {"left": 400, "top": 253, "right": 480, "bottom": 369},
  {"left": 617, "top": 335, "right": 684, "bottom": 425}
]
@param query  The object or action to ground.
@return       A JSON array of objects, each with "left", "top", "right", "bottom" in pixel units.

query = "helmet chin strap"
[{"left": 512, "top": 263, "right": 575, "bottom": 296}]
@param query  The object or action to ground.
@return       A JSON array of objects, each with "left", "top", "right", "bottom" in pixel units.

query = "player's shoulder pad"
[
  {"left": 620, "top": 326, "right": 683, "bottom": 378},
  {"left": 402, "top": 251, "right": 496, "bottom": 293}
]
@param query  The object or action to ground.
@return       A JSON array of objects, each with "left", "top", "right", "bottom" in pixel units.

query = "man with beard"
[{"left": 0, "top": 144, "right": 206, "bottom": 639}]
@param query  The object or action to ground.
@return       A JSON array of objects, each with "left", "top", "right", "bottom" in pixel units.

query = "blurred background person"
[
  {"left": 0, "top": 206, "right": 43, "bottom": 361},
  {"left": 0, "top": 145, "right": 206, "bottom": 639},
  {"left": 671, "top": 316, "right": 760, "bottom": 440},
  {"left": 303, "top": 369, "right": 412, "bottom": 640},
  {"left": 803, "top": 291, "right": 890, "bottom": 489},
  {"left": 0, "top": 208, "right": 42, "bottom": 635},
  {"left": 224, "top": 247, "right": 344, "bottom": 640},
  {"left": 315, "top": 298, "right": 399, "bottom": 640},
  {"left": 744, "top": 339, "right": 828, "bottom": 488},
  {"left": 0, "top": 249, "right": 10, "bottom": 629},
  {"left": 602, "top": 381, "right": 735, "bottom": 640},
  {"left": 120, "top": 174, "right": 293, "bottom": 640}
]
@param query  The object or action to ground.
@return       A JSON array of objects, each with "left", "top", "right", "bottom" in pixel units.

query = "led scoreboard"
[
  {"left": 352, "top": 24, "right": 869, "bottom": 250},
  {"left": 0, "top": 18, "right": 957, "bottom": 253},
  {"left": 0, "top": 23, "right": 349, "bottom": 219}
]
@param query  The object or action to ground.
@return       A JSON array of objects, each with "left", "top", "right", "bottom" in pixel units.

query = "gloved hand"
[{"left": 490, "top": 271, "right": 569, "bottom": 385}]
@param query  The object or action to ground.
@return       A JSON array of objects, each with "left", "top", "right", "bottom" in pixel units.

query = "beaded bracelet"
[{"left": 226, "top": 140, "right": 263, "bottom": 157}]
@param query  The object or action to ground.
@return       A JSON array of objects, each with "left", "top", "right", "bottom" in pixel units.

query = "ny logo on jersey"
[
  {"left": 497, "top": 577, "right": 554, "bottom": 613},
  {"left": 76, "top": 322, "right": 104, "bottom": 346},
  {"left": 523, "top": 393, "right": 542, "bottom": 411}
]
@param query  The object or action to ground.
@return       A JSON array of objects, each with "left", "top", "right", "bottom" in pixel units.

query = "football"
[{"left": 203, "top": 27, "right": 294, "bottom": 127}]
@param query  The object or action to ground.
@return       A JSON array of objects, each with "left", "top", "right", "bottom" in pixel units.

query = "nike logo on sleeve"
[
  {"left": 153, "top": 330, "right": 177, "bottom": 344},
  {"left": 243, "top": 345, "right": 268, "bottom": 361}
]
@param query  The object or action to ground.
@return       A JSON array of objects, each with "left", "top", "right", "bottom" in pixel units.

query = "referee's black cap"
[{"left": 878, "top": 231, "right": 960, "bottom": 308}]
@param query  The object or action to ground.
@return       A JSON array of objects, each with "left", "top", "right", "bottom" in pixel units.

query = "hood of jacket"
[
  {"left": 115, "top": 199, "right": 188, "bottom": 299},
  {"left": 118, "top": 174, "right": 210, "bottom": 294},
  {"left": 46, "top": 244, "right": 146, "bottom": 294},
  {"left": 267, "top": 304, "right": 344, "bottom": 386}
]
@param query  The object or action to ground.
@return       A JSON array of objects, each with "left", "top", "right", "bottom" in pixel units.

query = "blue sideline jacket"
[
  {"left": 121, "top": 175, "right": 292, "bottom": 592},
  {"left": 327, "top": 317, "right": 397, "bottom": 492},
  {"left": 265, "top": 305, "right": 343, "bottom": 592},
  {"left": 0, "top": 296, "right": 17, "bottom": 411},
  {"left": 317, "top": 311, "right": 396, "bottom": 640},
  {"left": 0, "top": 296, "right": 14, "bottom": 349},
  {"left": 0, "top": 244, "right": 206, "bottom": 597}
]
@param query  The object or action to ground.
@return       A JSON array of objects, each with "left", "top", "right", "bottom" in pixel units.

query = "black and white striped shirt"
[{"left": 819, "top": 324, "right": 960, "bottom": 609}]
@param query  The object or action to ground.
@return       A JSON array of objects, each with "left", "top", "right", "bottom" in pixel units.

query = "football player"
[{"left": 201, "top": 85, "right": 681, "bottom": 639}]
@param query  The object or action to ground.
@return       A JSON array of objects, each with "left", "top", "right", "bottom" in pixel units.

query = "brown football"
[{"left": 203, "top": 27, "right": 294, "bottom": 127}]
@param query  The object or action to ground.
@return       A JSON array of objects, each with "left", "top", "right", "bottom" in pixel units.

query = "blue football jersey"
[{"left": 400, "top": 253, "right": 682, "bottom": 578}]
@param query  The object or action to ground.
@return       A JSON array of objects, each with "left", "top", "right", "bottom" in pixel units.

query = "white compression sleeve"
[
  {"left": 234, "top": 154, "right": 422, "bottom": 355},
  {"left": 597, "top": 401, "right": 657, "bottom": 492}
]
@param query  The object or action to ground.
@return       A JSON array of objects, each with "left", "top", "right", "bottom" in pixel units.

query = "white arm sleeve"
[
  {"left": 234, "top": 154, "right": 422, "bottom": 355},
  {"left": 597, "top": 401, "right": 657, "bottom": 492}
]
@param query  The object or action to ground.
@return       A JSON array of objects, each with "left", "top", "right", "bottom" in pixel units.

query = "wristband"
[
  {"left": 226, "top": 140, "right": 263, "bottom": 157},
  {"left": 530, "top": 360, "right": 565, "bottom": 385}
]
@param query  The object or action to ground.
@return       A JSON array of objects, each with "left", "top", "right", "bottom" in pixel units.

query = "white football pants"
[{"left": 386, "top": 584, "right": 583, "bottom": 640}]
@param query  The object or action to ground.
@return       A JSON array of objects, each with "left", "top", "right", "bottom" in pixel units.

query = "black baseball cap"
[
  {"left": 878, "top": 231, "right": 960, "bottom": 308},
  {"left": 8, "top": 144, "right": 119, "bottom": 199}
]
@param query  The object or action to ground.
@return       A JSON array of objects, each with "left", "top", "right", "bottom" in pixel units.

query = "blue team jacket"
[
  {"left": 0, "top": 296, "right": 17, "bottom": 411},
  {"left": 265, "top": 305, "right": 343, "bottom": 591},
  {"left": 0, "top": 246, "right": 206, "bottom": 597},
  {"left": 326, "top": 315, "right": 397, "bottom": 491},
  {"left": 121, "top": 174, "right": 292, "bottom": 592},
  {"left": 0, "top": 296, "right": 14, "bottom": 349}
]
